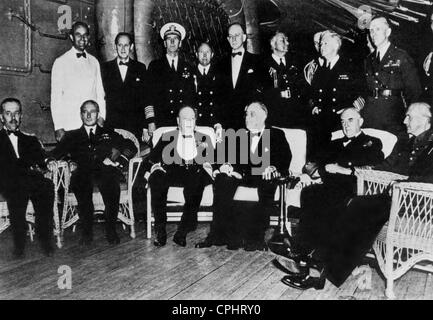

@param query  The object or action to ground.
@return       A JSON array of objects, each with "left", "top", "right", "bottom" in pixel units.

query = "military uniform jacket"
[
  {"left": 147, "top": 56, "right": 195, "bottom": 127},
  {"left": 375, "top": 128, "right": 433, "bottom": 182},
  {"left": 261, "top": 54, "right": 304, "bottom": 127},
  {"left": 0, "top": 129, "right": 48, "bottom": 187},
  {"left": 49, "top": 125, "right": 137, "bottom": 172},
  {"left": 193, "top": 63, "right": 223, "bottom": 126},
  {"left": 101, "top": 59, "right": 148, "bottom": 137},
  {"left": 316, "top": 132, "right": 384, "bottom": 170},
  {"left": 309, "top": 57, "right": 362, "bottom": 119},
  {"left": 217, "top": 51, "right": 263, "bottom": 129},
  {"left": 363, "top": 45, "right": 421, "bottom": 133}
]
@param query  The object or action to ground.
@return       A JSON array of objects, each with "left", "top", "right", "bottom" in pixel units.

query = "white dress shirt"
[
  {"left": 327, "top": 55, "right": 340, "bottom": 70},
  {"left": 176, "top": 134, "right": 197, "bottom": 161},
  {"left": 231, "top": 48, "right": 245, "bottom": 88},
  {"left": 166, "top": 54, "right": 179, "bottom": 71},
  {"left": 198, "top": 64, "right": 210, "bottom": 76},
  {"left": 272, "top": 54, "right": 286, "bottom": 66},
  {"left": 376, "top": 42, "right": 391, "bottom": 62},
  {"left": 51, "top": 47, "right": 106, "bottom": 131},
  {"left": 250, "top": 128, "right": 265, "bottom": 153},
  {"left": 117, "top": 58, "right": 129, "bottom": 82},
  {"left": 7, "top": 131, "right": 19, "bottom": 158},
  {"left": 84, "top": 125, "right": 97, "bottom": 138}
]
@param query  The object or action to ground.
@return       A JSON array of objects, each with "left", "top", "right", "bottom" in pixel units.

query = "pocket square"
[{"left": 248, "top": 69, "right": 254, "bottom": 74}]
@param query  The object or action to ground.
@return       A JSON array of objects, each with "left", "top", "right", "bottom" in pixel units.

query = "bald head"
[{"left": 340, "top": 107, "right": 363, "bottom": 138}]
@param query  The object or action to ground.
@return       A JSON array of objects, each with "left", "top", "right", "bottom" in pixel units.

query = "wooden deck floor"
[{"left": 0, "top": 222, "right": 432, "bottom": 300}]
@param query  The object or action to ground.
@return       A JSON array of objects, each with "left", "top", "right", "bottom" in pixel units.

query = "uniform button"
[
  {"left": 198, "top": 102, "right": 202, "bottom": 106},
  {"left": 348, "top": 162, "right": 352, "bottom": 166},
  {"left": 210, "top": 91, "right": 213, "bottom": 95},
  {"left": 332, "top": 98, "right": 336, "bottom": 102},
  {"left": 170, "top": 100, "right": 173, "bottom": 103},
  {"left": 179, "top": 100, "right": 183, "bottom": 103},
  {"left": 198, "top": 91, "right": 202, "bottom": 95},
  {"left": 318, "top": 99, "right": 322, "bottom": 102},
  {"left": 375, "top": 80, "right": 378, "bottom": 83},
  {"left": 180, "top": 89, "right": 183, "bottom": 93},
  {"left": 170, "top": 110, "right": 174, "bottom": 114},
  {"left": 169, "top": 89, "right": 173, "bottom": 93},
  {"left": 411, "top": 150, "right": 416, "bottom": 154},
  {"left": 210, "top": 102, "right": 213, "bottom": 106},
  {"left": 210, "top": 113, "right": 213, "bottom": 116},
  {"left": 410, "top": 157, "right": 414, "bottom": 161},
  {"left": 375, "top": 72, "right": 379, "bottom": 76},
  {"left": 333, "top": 88, "right": 336, "bottom": 92},
  {"left": 199, "top": 113, "right": 202, "bottom": 117},
  {"left": 332, "top": 109, "right": 336, "bottom": 112},
  {"left": 319, "top": 89, "right": 323, "bottom": 93}
]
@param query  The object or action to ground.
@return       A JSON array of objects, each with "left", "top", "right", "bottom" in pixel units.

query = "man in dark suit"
[
  {"left": 363, "top": 16, "right": 421, "bottom": 137},
  {"left": 196, "top": 101, "right": 292, "bottom": 251},
  {"left": 217, "top": 23, "right": 262, "bottom": 130},
  {"left": 145, "top": 22, "right": 195, "bottom": 129},
  {"left": 193, "top": 42, "right": 223, "bottom": 127},
  {"left": 101, "top": 32, "right": 148, "bottom": 139},
  {"left": 278, "top": 103, "right": 433, "bottom": 290},
  {"left": 0, "top": 98, "right": 54, "bottom": 258},
  {"left": 145, "top": 106, "right": 214, "bottom": 247},
  {"left": 49, "top": 100, "right": 137, "bottom": 245},
  {"left": 262, "top": 31, "right": 305, "bottom": 128}
]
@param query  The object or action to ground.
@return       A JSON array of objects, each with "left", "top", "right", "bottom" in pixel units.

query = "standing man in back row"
[
  {"left": 363, "top": 16, "right": 421, "bottom": 137},
  {"left": 146, "top": 22, "right": 195, "bottom": 130},
  {"left": 101, "top": 32, "right": 149, "bottom": 140},
  {"left": 51, "top": 21, "right": 105, "bottom": 142}
]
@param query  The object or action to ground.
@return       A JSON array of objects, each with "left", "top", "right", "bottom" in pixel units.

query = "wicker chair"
[
  {"left": 356, "top": 169, "right": 433, "bottom": 299},
  {"left": 0, "top": 160, "right": 67, "bottom": 248},
  {"left": 61, "top": 129, "right": 142, "bottom": 244}
]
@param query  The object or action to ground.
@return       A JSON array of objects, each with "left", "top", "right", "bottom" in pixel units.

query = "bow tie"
[
  {"left": 76, "top": 52, "right": 87, "bottom": 59},
  {"left": 342, "top": 136, "right": 352, "bottom": 143},
  {"left": 119, "top": 61, "right": 129, "bottom": 66},
  {"left": 6, "top": 130, "right": 18, "bottom": 136},
  {"left": 231, "top": 52, "right": 242, "bottom": 57},
  {"left": 250, "top": 132, "right": 261, "bottom": 138},
  {"left": 182, "top": 134, "right": 194, "bottom": 139}
]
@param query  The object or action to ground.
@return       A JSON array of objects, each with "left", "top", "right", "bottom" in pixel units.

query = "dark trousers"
[
  {"left": 149, "top": 166, "right": 210, "bottom": 235},
  {"left": 296, "top": 177, "right": 390, "bottom": 287},
  {"left": 210, "top": 174, "right": 277, "bottom": 245},
  {"left": 71, "top": 167, "right": 121, "bottom": 237},
  {"left": 2, "top": 172, "right": 54, "bottom": 250}
]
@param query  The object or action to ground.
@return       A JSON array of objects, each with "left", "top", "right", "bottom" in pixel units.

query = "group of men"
[{"left": 1, "top": 13, "right": 433, "bottom": 294}]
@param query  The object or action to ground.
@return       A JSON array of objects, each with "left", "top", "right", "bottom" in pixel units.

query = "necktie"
[
  {"left": 279, "top": 58, "right": 284, "bottom": 67},
  {"left": 119, "top": 61, "right": 129, "bottom": 66},
  {"left": 76, "top": 52, "right": 87, "bottom": 59},
  {"left": 231, "top": 52, "right": 242, "bottom": 57},
  {"left": 375, "top": 51, "right": 381, "bottom": 64},
  {"left": 6, "top": 130, "right": 17, "bottom": 136},
  {"left": 202, "top": 68, "right": 206, "bottom": 76},
  {"left": 171, "top": 59, "right": 176, "bottom": 71},
  {"left": 89, "top": 128, "right": 95, "bottom": 144}
]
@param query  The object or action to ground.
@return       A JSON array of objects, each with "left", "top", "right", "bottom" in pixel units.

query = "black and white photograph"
[{"left": 1, "top": 0, "right": 433, "bottom": 304}]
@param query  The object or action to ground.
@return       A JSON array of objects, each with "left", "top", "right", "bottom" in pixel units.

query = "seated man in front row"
[
  {"left": 276, "top": 103, "right": 433, "bottom": 290},
  {"left": 0, "top": 98, "right": 55, "bottom": 258},
  {"left": 49, "top": 100, "right": 137, "bottom": 245},
  {"left": 196, "top": 101, "right": 292, "bottom": 251},
  {"left": 145, "top": 106, "right": 214, "bottom": 247}
]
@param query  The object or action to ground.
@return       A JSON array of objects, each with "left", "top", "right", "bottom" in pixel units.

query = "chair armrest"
[
  {"left": 355, "top": 169, "right": 408, "bottom": 196},
  {"left": 128, "top": 157, "right": 143, "bottom": 192}
]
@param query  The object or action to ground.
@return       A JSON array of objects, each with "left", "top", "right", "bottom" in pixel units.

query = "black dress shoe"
[
  {"left": 195, "top": 238, "right": 213, "bottom": 248},
  {"left": 281, "top": 273, "right": 326, "bottom": 290},
  {"left": 154, "top": 230, "right": 167, "bottom": 247},
  {"left": 173, "top": 233, "right": 186, "bottom": 247},
  {"left": 244, "top": 241, "right": 268, "bottom": 252},
  {"left": 226, "top": 241, "right": 242, "bottom": 250}
]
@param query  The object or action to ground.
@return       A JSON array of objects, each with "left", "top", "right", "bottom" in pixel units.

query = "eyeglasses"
[{"left": 228, "top": 34, "right": 242, "bottom": 40}]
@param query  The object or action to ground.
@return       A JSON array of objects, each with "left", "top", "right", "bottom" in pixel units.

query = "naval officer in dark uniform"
[
  {"left": 262, "top": 32, "right": 305, "bottom": 128},
  {"left": 146, "top": 22, "right": 195, "bottom": 129},
  {"left": 363, "top": 16, "right": 421, "bottom": 137},
  {"left": 308, "top": 30, "right": 364, "bottom": 157},
  {"left": 193, "top": 42, "right": 222, "bottom": 127}
]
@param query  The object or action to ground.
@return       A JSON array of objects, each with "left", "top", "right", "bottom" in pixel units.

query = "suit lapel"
[{"left": 1, "top": 130, "right": 18, "bottom": 160}]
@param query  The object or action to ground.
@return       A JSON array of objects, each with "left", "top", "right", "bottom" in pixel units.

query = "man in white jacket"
[{"left": 51, "top": 21, "right": 105, "bottom": 142}]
